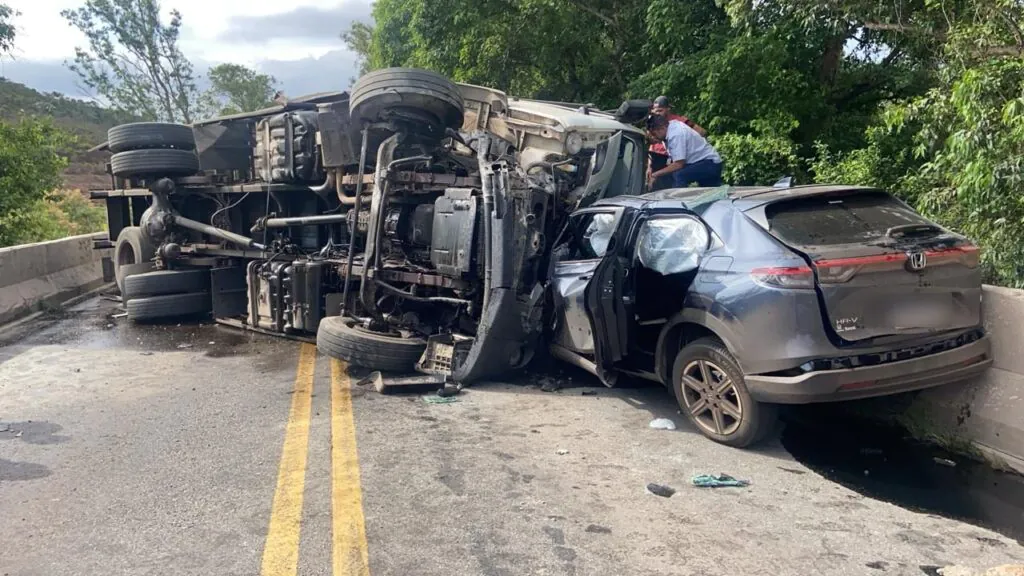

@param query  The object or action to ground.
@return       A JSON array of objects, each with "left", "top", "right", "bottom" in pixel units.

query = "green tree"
[
  {"left": 0, "top": 3, "right": 15, "bottom": 54},
  {"left": 342, "top": 21, "right": 374, "bottom": 79},
  {"left": 200, "top": 63, "right": 277, "bottom": 117},
  {"left": 62, "top": 0, "right": 199, "bottom": 123},
  {"left": 0, "top": 119, "right": 71, "bottom": 246}
]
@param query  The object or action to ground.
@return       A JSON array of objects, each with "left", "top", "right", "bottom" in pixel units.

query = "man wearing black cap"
[
  {"left": 652, "top": 95, "right": 705, "bottom": 137},
  {"left": 645, "top": 113, "right": 723, "bottom": 188}
]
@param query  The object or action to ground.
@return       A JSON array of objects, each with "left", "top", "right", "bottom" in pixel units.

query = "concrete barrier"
[
  {"left": 0, "top": 233, "right": 112, "bottom": 325},
  {"left": 905, "top": 285, "right": 1024, "bottom": 472}
]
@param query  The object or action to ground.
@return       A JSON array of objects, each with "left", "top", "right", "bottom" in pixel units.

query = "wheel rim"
[
  {"left": 347, "top": 320, "right": 402, "bottom": 339},
  {"left": 680, "top": 359, "right": 744, "bottom": 436},
  {"left": 118, "top": 243, "right": 137, "bottom": 266}
]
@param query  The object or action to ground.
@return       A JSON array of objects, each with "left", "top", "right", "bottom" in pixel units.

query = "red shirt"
[{"left": 650, "top": 113, "right": 695, "bottom": 156}]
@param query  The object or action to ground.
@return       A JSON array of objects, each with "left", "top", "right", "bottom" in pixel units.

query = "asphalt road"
[{"left": 0, "top": 296, "right": 1021, "bottom": 576}]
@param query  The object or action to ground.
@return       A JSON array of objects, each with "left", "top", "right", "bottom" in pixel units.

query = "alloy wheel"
[{"left": 680, "top": 359, "right": 744, "bottom": 436}]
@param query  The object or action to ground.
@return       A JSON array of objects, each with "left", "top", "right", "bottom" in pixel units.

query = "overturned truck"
[{"left": 92, "top": 69, "right": 648, "bottom": 383}]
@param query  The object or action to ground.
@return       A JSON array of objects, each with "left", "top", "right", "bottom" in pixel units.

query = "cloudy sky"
[{"left": 0, "top": 0, "right": 371, "bottom": 99}]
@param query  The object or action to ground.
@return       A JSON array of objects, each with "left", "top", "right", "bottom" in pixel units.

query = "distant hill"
[{"left": 0, "top": 77, "right": 129, "bottom": 190}]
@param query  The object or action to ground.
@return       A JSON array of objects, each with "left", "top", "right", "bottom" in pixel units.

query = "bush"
[
  {"left": 3, "top": 189, "right": 107, "bottom": 247},
  {"left": 710, "top": 131, "right": 803, "bottom": 185},
  {"left": 0, "top": 118, "right": 70, "bottom": 246}
]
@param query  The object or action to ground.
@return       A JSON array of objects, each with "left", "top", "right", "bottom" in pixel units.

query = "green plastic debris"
[
  {"left": 691, "top": 473, "right": 749, "bottom": 488},
  {"left": 423, "top": 395, "right": 459, "bottom": 404}
]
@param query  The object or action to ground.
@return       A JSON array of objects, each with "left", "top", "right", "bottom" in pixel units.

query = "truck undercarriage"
[{"left": 92, "top": 69, "right": 647, "bottom": 383}]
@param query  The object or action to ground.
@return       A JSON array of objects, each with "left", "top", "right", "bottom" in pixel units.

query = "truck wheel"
[
  {"left": 671, "top": 337, "right": 779, "bottom": 448},
  {"left": 126, "top": 292, "right": 211, "bottom": 322},
  {"left": 123, "top": 269, "right": 210, "bottom": 301},
  {"left": 349, "top": 68, "right": 464, "bottom": 132},
  {"left": 114, "top": 227, "right": 156, "bottom": 293},
  {"left": 111, "top": 149, "right": 199, "bottom": 177},
  {"left": 108, "top": 122, "right": 195, "bottom": 154},
  {"left": 317, "top": 316, "right": 427, "bottom": 372}
]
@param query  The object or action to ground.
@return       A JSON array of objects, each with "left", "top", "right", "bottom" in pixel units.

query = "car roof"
[{"left": 595, "top": 184, "right": 880, "bottom": 210}]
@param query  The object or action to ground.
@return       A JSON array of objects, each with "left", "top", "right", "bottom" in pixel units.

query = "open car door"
[{"left": 584, "top": 207, "right": 711, "bottom": 384}]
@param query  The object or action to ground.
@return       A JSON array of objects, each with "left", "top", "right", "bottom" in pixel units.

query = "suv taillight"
[
  {"left": 814, "top": 244, "right": 981, "bottom": 284},
  {"left": 928, "top": 245, "right": 981, "bottom": 268},
  {"left": 751, "top": 266, "right": 814, "bottom": 289}
]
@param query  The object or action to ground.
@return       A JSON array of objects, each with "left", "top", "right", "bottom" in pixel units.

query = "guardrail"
[
  {"left": 905, "top": 285, "right": 1024, "bottom": 472},
  {"left": 0, "top": 232, "right": 112, "bottom": 325}
]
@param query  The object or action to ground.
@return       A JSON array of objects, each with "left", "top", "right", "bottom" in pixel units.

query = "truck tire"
[
  {"left": 114, "top": 227, "right": 156, "bottom": 293},
  {"left": 349, "top": 68, "right": 464, "bottom": 132},
  {"left": 123, "top": 269, "right": 210, "bottom": 301},
  {"left": 317, "top": 316, "right": 427, "bottom": 372},
  {"left": 126, "top": 292, "right": 211, "bottom": 322},
  {"left": 671, "top": 337, "right": 779, "bottom": 448},
  {"left": 111, "top": 149, "right": 199, "bottom": 177},
  {"left": 108, "top": 122, "right": 195, "bottom": 154}
]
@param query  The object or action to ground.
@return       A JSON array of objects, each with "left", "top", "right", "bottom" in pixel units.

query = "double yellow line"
[{"left": 260, "top": 343, "right": 370, "bottom": 576}]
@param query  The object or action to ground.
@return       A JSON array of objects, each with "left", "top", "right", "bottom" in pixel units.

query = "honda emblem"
[{"left": 906, "top": 251, "right": 927, "bottom": 271}]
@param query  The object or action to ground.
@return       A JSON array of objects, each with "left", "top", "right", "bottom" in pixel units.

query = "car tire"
[
  {"left": 349, "top": 68, "right": 464, "bottom": 132},
  {"left": 126, "top": 292, "right": 211, "bottom": 322},
  {"left": 108, "top": 122, "right": 195, "bottom": 154},
  {"left": 317, "top": 316, "right": 427, "bottom": 372},
  {"left": 113, "top": 227, "right": 157, "bottom": 293},
  {"left": 123, "top": 269, "right": 210, "bottom": 301},
  {"left": 110, "top": 149, "right": 200, "bottom": 177},
  {"left": 671, "top": 337, "right": 778, "bottom": 448}
]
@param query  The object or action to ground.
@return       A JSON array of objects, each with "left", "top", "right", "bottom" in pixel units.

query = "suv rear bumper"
[{"left": 745, "top": 334, "right": 992, "bottom": 404}]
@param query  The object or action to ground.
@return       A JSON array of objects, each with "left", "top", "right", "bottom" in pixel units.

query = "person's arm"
[
  {"left": 651, "top": 160, "right": 686, "bottom": 181},
  {"left": 677, "top": 115, "right": 708, "bottom": 137}
]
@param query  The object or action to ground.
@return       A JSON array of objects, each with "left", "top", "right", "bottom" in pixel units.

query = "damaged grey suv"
[{"left": 549, "top": 184, "right": 991, "bottom": 447}]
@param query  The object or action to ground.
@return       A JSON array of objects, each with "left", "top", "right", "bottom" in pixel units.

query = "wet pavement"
[
  {"left": 1, "top": 295, "right": 1022, "bottom": 575},
  {"left": 782, "top": 407, "right": 1024, "bottom": 544}
]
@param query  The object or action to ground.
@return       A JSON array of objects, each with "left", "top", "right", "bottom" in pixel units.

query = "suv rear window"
[{"left": 765, "top": 190, "right": 932, "bottom": 246}]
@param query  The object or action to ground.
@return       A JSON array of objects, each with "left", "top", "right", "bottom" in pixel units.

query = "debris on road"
[
  {"left": 358, "top": 371, "right": 447, "bottom": 394},
  {"left": 437, "top": 384, "right": 461, "bottom": 398},
  {"left": 539, "top": 377, "right": 561, "bottom": 393},
  {"left": 585, "top": 524, "right": 612, "bottom": 534},
  {"left": 934, "top": 457, "right": 957, "bottom": 467},
  {"left": 556, "top": 449, "right": 569, "bottom": 455},
  {"left": 423, "top": 395, "right": 459, "bottom": 405},
  {"left": 645, "top": 483, "right": 676, "bottom": 498},
  {"left": 649, "top": 418, "right": 677, "bottom": 430},
  {"left": 176, "top": 343, "right": 193, "bottom": 349},
  {"left": 692, "top": 474, "right": 750, "bottom": 488}
]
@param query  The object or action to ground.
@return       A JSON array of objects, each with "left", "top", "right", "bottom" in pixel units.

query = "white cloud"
[{"left": 0, "top": 0, "right": 369, "bottom": 95}]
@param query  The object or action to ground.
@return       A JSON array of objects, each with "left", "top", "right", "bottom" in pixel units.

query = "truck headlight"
[{"left": 566, "top": 131, "right": 584, "bottom": 155}]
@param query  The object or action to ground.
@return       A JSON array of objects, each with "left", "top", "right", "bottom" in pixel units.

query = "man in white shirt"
[{"left": 645, "top": 113, "right": 723, "bottom": 188}]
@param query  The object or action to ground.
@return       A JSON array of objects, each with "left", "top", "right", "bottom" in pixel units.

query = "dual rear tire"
[
  {"left": 107, "top": 122, "right": 199, "bottom": 178},
  {"left": 122, "top": 268, "right": 212, "bottom": 322}
]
